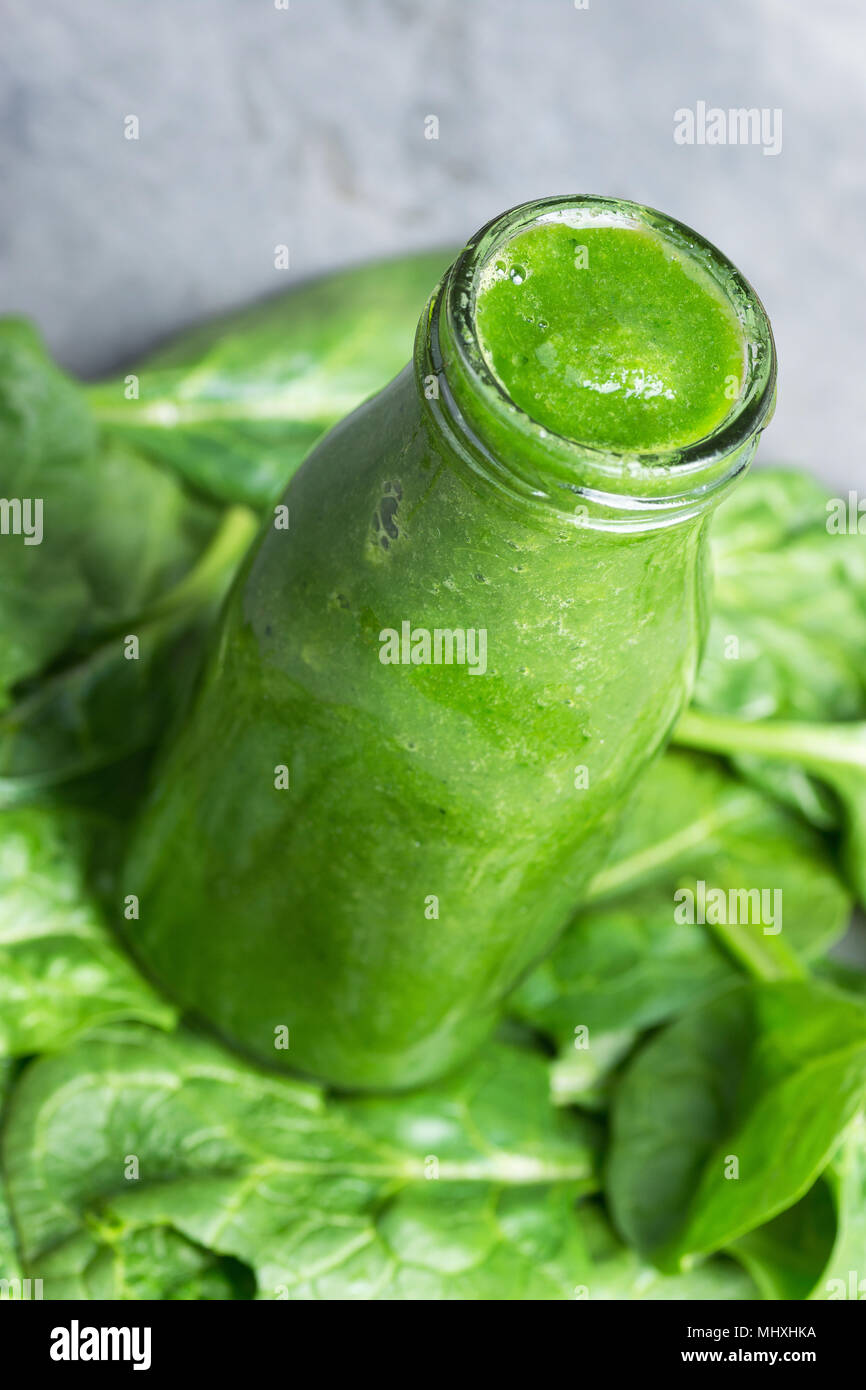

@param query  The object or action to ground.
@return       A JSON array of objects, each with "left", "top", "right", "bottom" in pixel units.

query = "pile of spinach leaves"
[{"left": 1, "top": 253, "right": 865, "bottom": 1301}]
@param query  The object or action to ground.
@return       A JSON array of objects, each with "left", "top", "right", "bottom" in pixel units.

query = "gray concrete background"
[{"left": 0, "top": 0, "right": 863, "bottom": 489}]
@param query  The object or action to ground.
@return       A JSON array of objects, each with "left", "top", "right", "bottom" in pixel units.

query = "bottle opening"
[
  {"left": 423, "top": 196, "right": 777, "bottom": 527},
  {"left": 474, "top": 212, "right": 747, "bottom": 454}
]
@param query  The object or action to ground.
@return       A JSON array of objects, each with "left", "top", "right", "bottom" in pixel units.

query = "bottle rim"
[{"left": 421, "top": 195, "right": 777, "bottom": 525}]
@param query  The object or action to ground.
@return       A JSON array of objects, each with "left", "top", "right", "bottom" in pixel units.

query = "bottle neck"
[{"left": 415, "top": 196, "right": 776, "bottom": 534}]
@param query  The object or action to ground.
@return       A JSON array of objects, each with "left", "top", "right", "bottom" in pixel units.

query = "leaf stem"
[
  {"left": 707, "top": 917, "right": 806, "bottom": 983},
  {"left": 674, "top": 704, "right": 866, "bottom": 917},
  {"left": 674, "top": 707, "right": 866, "bottom": 776},
  {"left": 138, "top": 504, "right": 258, "bottom": 625}
]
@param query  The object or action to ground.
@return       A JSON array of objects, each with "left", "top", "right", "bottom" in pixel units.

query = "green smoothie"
[
  {"left": 124, "top": 197, "right": 776, "bottom": 1090},
  {"left": 474, "top": 221, "right": 745, "bottom": 452}
]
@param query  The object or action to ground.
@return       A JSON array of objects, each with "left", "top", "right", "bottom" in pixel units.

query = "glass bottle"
[{"left": 125, "top": 196, "right": 776, "bottom": 1089}]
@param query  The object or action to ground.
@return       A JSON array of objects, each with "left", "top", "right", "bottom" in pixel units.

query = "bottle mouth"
[{"left": 421, "top": 195, "right": 777, "bottom": 529}]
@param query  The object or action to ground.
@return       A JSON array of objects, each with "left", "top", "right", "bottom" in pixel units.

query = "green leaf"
[
  {"left": 0, "top": 506, "right": 257, "bottom": 798},
  {"left": 575, "top": 1202, "right": 758, "bottom": 1300},
  {"left": 3, "top": 1024, "right": 762, "bottom": 1301},
  {"left": 587, "top": 1252, "right": 758, "bottom": 1300},
  {"left": 86, "top": 251, "right": 454, "bottom": 508},
  {"left": 702, "top": 467, "right": 866, "bottom": 729},
  {"left": 679, "top": 465, "right": 866, "bottom": 881},
  {"left": 0, "top": 807, "right": 174, "bottom": 1056},
  {"left": 733, "top": 1113, "right": 866, "bottom": 1302},
  {"left": 675, "top": 708, "right": 866, "bottom": 908},
  {"left": 4, "top": 1025, "right": 602, "bottom": 1301},
  {"left": 728, "top": 1180, "right": 837, "bottom": 1300},
  {"left": 33, "top": 1226, "right": 255, "bottom": 1302},
  {"left": 0, "top": 1060, "right": 22, "bottom": 1284},
  {"left": 815, "top": 956, "right": 866, "bottom": 1000},
  {"left": 607, "top": 980, "right": 866, "bottom": 1269},
  {"left": 0, "top": 320, "right": 221, "bottom": 708},
  {"left": 512, "top": 877, "right": 732, "bottom": 1056},
  {"left": 811, "top": 1114, "right": 866, "bottom": 1300}
]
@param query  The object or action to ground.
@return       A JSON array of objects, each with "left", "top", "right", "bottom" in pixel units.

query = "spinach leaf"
[
  {"left": 702, "top": 467, "right": 866, "bottom": 727},
  {"left": 86, "top": 251, "right": 453, "bottom": 509},
  {"left": 816, "top": 957, "right": 866, "bottom": 1000},
  {"left": 812, "top": 1115, "right": 866, "bottom": 1301},
  {"left": 727, "top": 1181, "right": 837, "bottom": 1300},
  {"left": 690, "top": 465, "right": 866, "bottom": 832},
  {"left": 607, "top": 981, "right": 866, "bottom": 1270},
  {"left": 587, "top": 750, "right": 848, "bottom": 970},
  {"left": 3, "top": 1024, "right": 600, "bottom": 1301},
  {"left": 511, "top": 751, "right": 851, "bottom": 1104},
  {"left": 731, "top": 1114, "right": 866, "bottom": 1302},
  {"left": 0, "top": 506, "right": 257, "bottom": 798},
  {"left": 0, "top": 1060, "right": 22, "bottom": 1284},
  {"left": 576, "top": 1201, "right": 758, "bottom": 1300},
  {"left": 3, "top": 1024, "right": 760, "bottom": 1301},
  {"left": 0, "top": 320, "right": 222, "bottom": 709},
  {"left": 0, "top": 807, "right": 174, "bottom": 1056},
  {"left": 33, "top": 1225, "right": 255, "bottom": 1302},
  {"left": 675, "top": 708, "right": 866, "bottom": 907}
]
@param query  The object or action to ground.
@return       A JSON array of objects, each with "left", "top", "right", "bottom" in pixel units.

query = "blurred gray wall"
[{"left": 0, "top": 0, "right": 863, "bottom": 489}]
